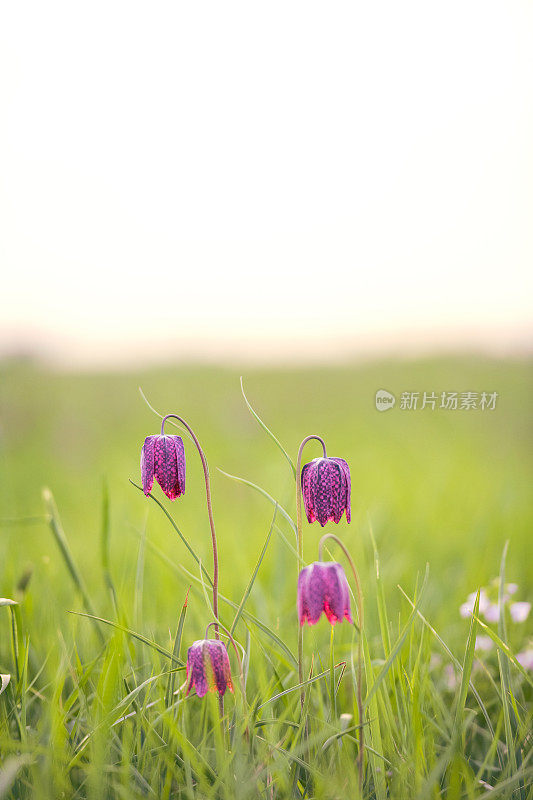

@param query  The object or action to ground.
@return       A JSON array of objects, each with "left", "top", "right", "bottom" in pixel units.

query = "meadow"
[{"left": 0, "top": 355, "right": 531, "bottom": 799}]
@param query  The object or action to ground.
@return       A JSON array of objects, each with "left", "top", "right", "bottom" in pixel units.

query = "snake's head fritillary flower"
[
  {"left": 185, "top": 639, "right": 234, "bottom": 698},
  {"left": 298, "top": 561, "right": 353, "bottom": 626},
  {"left": 301, "top": 457, "right": 351, "bottom": 527},
  {"left": 140, "top": 434, "right": 186, "bottom": 501}
]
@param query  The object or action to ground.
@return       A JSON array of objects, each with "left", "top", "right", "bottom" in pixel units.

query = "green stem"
[
  {"left": 295, "top": 435, "right": 327, "bottom": 708},
  {"left": 205, "top": 621, "right": 248, "bottom": 710},
  {"left": 318, "top": 532, "right": 365, "bottom": 793},
  {"left": 161, "top": 414, "right": 219, "bottom": 639},
  {"left": 205, "top": 620, "right": 248, "bottom": 738}
]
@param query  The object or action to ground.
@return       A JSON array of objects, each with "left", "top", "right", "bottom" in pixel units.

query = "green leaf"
[
  {"left": 166, "top": 589, "right": 189, "bottom": 706},
  {"left": 398, "top": 584, "right": 496, "bottom": 742},
  {"left": 363, "top": 631, "right": 387, "bottom": 800},
  {"left": 496, "top": 541, "right": 521, "bottom": 792},
  {"left": 363, "top": 564, "right": 429, "bottom": 711},
  {"left": 454, "top": 589, "right": 480, "bottom": 739},
  {"left": 132, "top": 526, "right": 296, "bottom": 667},
  {"left": 258, "top": 662, "right": 346, "bottom": 709},
  {"left": 42, "top": 489, "right": 104, "bottom": 643},
  {"left": 473, "top": 617, "right": 533, "bottom": 689},
  {"left": 69, "top": 611, "right": 184, "bottom": 665}
]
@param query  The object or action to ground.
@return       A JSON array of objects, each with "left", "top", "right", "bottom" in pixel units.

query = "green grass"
[{"left": 0, "top": 355, "right": 531, "bottom": 798}]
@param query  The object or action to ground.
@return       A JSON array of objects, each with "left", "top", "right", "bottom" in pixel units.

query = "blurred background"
[
  {"left": 0, "top": 1, "right": 532, "bottom": 655},
  {"left": 0, "top": 1, "right": 532, "bottom": 365}
]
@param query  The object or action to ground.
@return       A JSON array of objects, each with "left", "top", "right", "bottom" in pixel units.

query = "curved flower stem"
[
  {"left": 295, "top": 435, "right": 327, "bottom": 708},
  {"left": 318, "top": 532, "right": 365, "bottom": 793},
  {"left": 162, "top": 414, "right": 219, "bottom": 638}
]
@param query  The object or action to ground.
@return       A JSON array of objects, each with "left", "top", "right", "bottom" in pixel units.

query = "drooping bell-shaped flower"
[
  {"left": 141, "top": 434, "right": 186, "bottom": 500},
  {"left": 185, "top": 639, "right": 234, "bottom": 698},
  {"left": 301, "top": 457, "right": 351, "bottom": 526},
  {"left": 298, "top": 561, "right": 353, "bottom": 626}
]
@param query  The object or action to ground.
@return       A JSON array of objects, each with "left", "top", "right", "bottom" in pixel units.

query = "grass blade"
[
  {"left": 129, "top": 480, "right": 213, "bottom": 585},
  {"left": 454, "top": 589, "right": 480, "bottom": 741},
  {"left": 69, "top": 611, "right": 184, "bottom": 665},
  {"left": 362, "top": 631, "right": 386, "bottom": 800},
  {"left": 165, "top": 589, "right": 189, "bottom": 706},
  {"left": 130, "top": 527, "right": 297, "bottom": 666},
  {"left": 230, "top": 506, "right": 276, "bottom": 636},
  {"left": 217, "top": 469, "right": 296, "bottom": 534},
  {"left": 100, "top": 480, "right": 118, "bottom": 612},
  {"left": 240, "top": 377, "right": 296, "bottom": 477},
  {"left": 363, "top": 564, "right": 429, "bottom": 711},
  {"left": 472, "top": 617, "right": 533, "bottom": 689},
  {"left": 258, "top": 662, "right": 346, "bottom": 710},
  {"left": 398, "top": 585, "right": 497, "bottom": 742},
  {"left": 496, "top": 541, "right": 521, "bottom": 791},
  {"left": 42, "top": 489, "right": 104, "bottom": 643}
]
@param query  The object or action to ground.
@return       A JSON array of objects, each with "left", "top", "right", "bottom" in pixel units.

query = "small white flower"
[
  {"left": 459, "top": 602, "right": 472, "bottom": 619},
  {"left": 460, "top": 590, "right": 490, "bottom": 618},
  {"left": 510, "top": 602, "right": 531, "bottom": 623},
  {"left": 444, "top": 664, "right": 458, "bottom": 690},
  {"left": 475, "top": 635, "right": 494, "bottom": 652},
  {"left": 506, "top": 583, "right": 519, "bottom": 595},
  {"left": 483, "top": 603, "right": 500, "bottom": 623},
  {"left": 516, "top": 649, "right": 533, "bottom": 670}
]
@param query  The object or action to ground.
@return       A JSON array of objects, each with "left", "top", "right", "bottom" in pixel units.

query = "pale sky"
[{"left": 1, "top": 1, "right": 532, "bottom": 365}]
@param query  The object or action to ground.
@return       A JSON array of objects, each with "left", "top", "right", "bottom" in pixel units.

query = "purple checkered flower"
[
  {"left": 298, "top": 561, "right": 353, "bottom": 626},
  {"left": 186, "top": 639, "right": 234, "bottom": 698},
  {"left": 140, "top": 434, "right": 186, "bottom": 501},
  {"left": 301, "top": 457, "right": 351, "bottom": 527}
]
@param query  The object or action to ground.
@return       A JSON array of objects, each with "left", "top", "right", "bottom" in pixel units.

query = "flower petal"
[
  {"left": 322, "top": 563, "right": 344, "bottom": 623},
  {"left": 516, "top": 649, "right": 533, "bottom": 670},
  {"left": 332, "top": 458, "right": 351, "bottom": 524},
  {"left": 186, "top": 641, "right": 209, "bottom": 698},
  {"left": 172, "top": 436, "right": 186, "bottom": 496},
  {"left": 301, "top": 462, "right": 316, "bottom": 523},
  {"left": 154, "top": 435, "right": 180, "bottom": 500},
  {"left": 322, "top": 563, "right": 353, "bottom": 624},
  {"left": 510, "top": 602, "right": 531, "bottom": 623},
  {"left": 298, "top": 564, "right": 325, "bottom": 625},
  {"left": 315, "top": 460, "right": 338, "bottom": 526},
  {"left": 483, "top": 603, "right": 500, "bottom": 623},
  {"left": 207, "top": 640, "right": 233, "bottom": 696},
  {"left": 140, "top": 436, "right": 156, "bottom": 495},
  {"left": 335, "top": 562, "right": 353, "bottom": 623}
]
